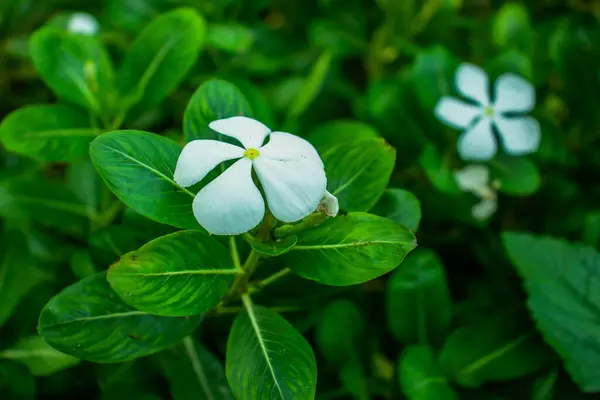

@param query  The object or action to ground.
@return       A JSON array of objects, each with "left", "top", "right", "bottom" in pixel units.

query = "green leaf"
[
  {"left": 492, "top": 155, "right": 540, "bottom": 196},
  {"left": 438, "top": 313, "right": 553, "bottom": 388},
  {"left": 0, "top": 180, "right": 91, "bottom": 236},
  {"left": 502, "top": 232, "right": 600, "bottom": 392},
  {"left": 372, "top": 189, "right": 422, "bottom": 232},
  {"left": 206, "top": 23, "right": 254, "bottom": 53},
  {"left": 307, "top": 120, "right": 380, "bottom": 154},
  {"left": 116, "top": 8, "right": 206, "bottom": 113},
  {"left": 184, "top": 79, "right": 253, "bottom": 142},
  {"left": 90, "top": 130, "right": 198, "bottom": 230},
  {"left": 492, "top": 2, "right": 534, "bottom": 55},
  {"left": 0, "top": 105, "right": 100, "bottom": 162},
  {"left": 226, "top": 296, "right": 317, "bottom": 400},
  {"left": 386, "top": 249, "right": 452, "bottom": 347},
  {"left": 66, "top": 159, "right": 106, "bottom": 216},
  {"left": 287, "top": 51, "right": 332, "bottom": 120},
  {"left": 315, "top": 299, "right": 365, "bottom": 366},
  {"left": 411, "top": 46, "right": 458, "bottom": 110},
  {"left": 283, "top": 213, "right": 416, "bottom": 286},
  {"left": 108, "top": 231, "right": 238, "bottom": 317},
  {"left": 419, "top": 145, "right": 460, "bottom": 195},
  {"left": 322, "top": 139, "right": 396, "bottom": 212},
  {"left": 0, "top": 336, "right": 80, "bottom": 376},
  {"left": 38, "top": 273, "right": 201, "bottom": 363},
  {"left": 29, "top": 25, "right": 113, "bottom": 113},
  {"left": 249, "top": 235, "right": 298, "bottom": 257},
  {"left": 0, "top": 361, "right": 35, "bottom": 400},
  {"left": 160, "top": 337, "right": 234, "bottom": 400},
  {"left": 0, "top": 235, "right": 48, "bottom": 328},
  {"left": 399, "top": 345, "right": 459, "bottom": 400},
  {"left": 70, "top": 250, "right": 97, "bottom": 280}
]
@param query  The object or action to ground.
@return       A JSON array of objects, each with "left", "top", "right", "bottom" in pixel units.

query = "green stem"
[
  {"left": 229, "top": 237, "right": 242, "bottom": 270},
  {"left": 248, "top": 267, "right": 292, "bottom": 295},
  {"left": 273, "top": 212, "right": 327, "bottom": 239}
]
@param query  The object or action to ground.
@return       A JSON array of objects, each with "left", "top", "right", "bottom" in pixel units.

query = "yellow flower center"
[
  {"left": 484, "top": 106, "right": 494, "bottom": 117},
  {"left": 244, "top": 148, "right": 260, "bottom": 160}
]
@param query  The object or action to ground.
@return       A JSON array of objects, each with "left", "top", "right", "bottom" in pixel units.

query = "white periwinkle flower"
[
  {"left": 68, "top": 12, "right": 99, "bottom": 36},
  {"left": 454, "top": 164, "right": 498, "bottom": 221},
  {"left": 174, "top": 116, "right": 327, "bottom": 235},
  {"left": 436, "top": 63, "right": 541, "bottom": 161}
]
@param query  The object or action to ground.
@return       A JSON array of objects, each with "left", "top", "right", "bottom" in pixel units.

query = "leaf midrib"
[
  {"left": 331, "top": 155, "right": 379, "bottom": 197},
  {"left": 183, "top": 337, "right": 216, "bottom": 400},
  {"left": 110, "top": 269, "right": 243, "bottom": 277},
  {"left": 41, "top": 310, "right": 146, "bottom": 329},
  {"left": 0, "top": 348, "right": 65, "bottom": 360},
  {"left": 242, "top": 295, "right": 285, "bottom": 400},
  {"left": 293, "top": 240, "right": 403, "bottom": 250},
  {"left": 102, "top": 144, "right": 195, "bottom": 198}
]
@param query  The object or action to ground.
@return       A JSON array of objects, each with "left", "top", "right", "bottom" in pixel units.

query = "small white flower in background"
[
  {"left": 174, "top": 116, "right": 327, "bottom": 235},
  {"left": 67, "top": 12, "right": 99, "bottom": 36},
  {"left": 317, "top": 191, "right": 339, "bottom": 217},
  {"left": 436, "top": 63, "right": 541, "bottom": 161},
  {"left": 454, "top": 164, "right": 498, "bottom": 221}
]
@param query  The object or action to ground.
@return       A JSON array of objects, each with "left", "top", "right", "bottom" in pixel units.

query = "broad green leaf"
[
  {"left": 0, "top": 180, "right": 90, "bottom": 236},
  {"left": 108, "top": 231, "right": 237, "bottom": 317},
  {"left": 116, "top": 8, "right": 206, "bottom": 113},
  {"left": 66, "top": 159, "right": 107, "bottom": 216},
  {"left": 340, "top": 361, "right": 370, "bottom": 400},
  {"left": 0, "top": 235, "right": 48, "bottom": 328},
  {"left": 106, "top": 0, "right": 170, "bottom": 34},
  {"left": 438, "top": 313, "right": 554, "bottom": 388},
  {"left": 399, "top": 345, "right": 459, "bottom": 400},
  {"left": 322, "top": 139, "right": 396, "bottom": 212},
  {"left": 249, "top": 235, "right": 298, "bottom": 257},
  {"left": 411, "top": 46, "right": 458, "bottom": 109},
  {"left": 29, "top": 25, "right": 113, "bottom": 113},
  {"left": 226, "top": 297, "right": 317, "bottom": 400},
  {"left": 90, "top": 130, "right": 198, "bottom": 230},
  {"left": 184, "top": 79, "right": 253, "bottom": 142},
  {"left": 0, "top": 336, "right": 79, "bottom": 376},
  {"left": 38, "top": 273, "right": 201, "bottom": 363},
  {"left": 492, "top": 155, "right": 540, "bottom": 196},
  {"left": 492, "top": 2, "right": 534, "bottom": 55},
  {"left": 386, "top": 249, "right": 452, "bottom": 347},
  {"left": 315, "top": 299, "right": 365, "bottom": 366},
  {"left": 70, "top": 250, "right": 97, "bottom": 280},
  {"left": 486, "top": 49, "right": 533, "bottom": 81},
  {"left": 283, "top": 213, "right": 416, "bottom": 286},
  {"left": 419, "top": 145, "right": 460, "bottom": 194},
  {"left": 307, "top": 120, "right": 380, "bottom": 153},
  {"left": 206, "top": 23, "right": 254, "bottom": 53},
  {"left": 160, "top": 337, "right": 234, "bottom": 400},
  {"left": 584, "top": 211, "right": 600, "bottom": 247},
  {"left": 0, "top": 105, "right": 100, "bottom": 162},
  {"left": 287, "top": 51, "right": 332, "bottom": 120},
  {"left": 373, "top": 189, "right": 422, "bottom": 232},
  {"left": 0, "top": 361, "right": 35, "bottom": 400},
  {"left": 502, "top": 232, "right": 600, "bottom": 392}
]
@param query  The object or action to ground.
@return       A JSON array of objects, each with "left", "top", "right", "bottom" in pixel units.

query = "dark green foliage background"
[{"left": 1, "top": 0, "right": 600, "bottom": 399}]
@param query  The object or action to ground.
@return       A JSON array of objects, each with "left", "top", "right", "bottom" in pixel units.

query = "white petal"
[
  {"left": 259, "top": 132, "right": 323, "bottom": 167},
  {"left": 472, "top": 198, "right": 497, "bottom": 221},
  {"left": 208, "top": 116, "right": 270, "bottom": 149},
  {"left": 454, "top": 165, "right": 489, "bottom": 193},
  {"left": 494, "top": 116, "right": 541, "bottom": 155},
  {"left": 457, "top": 118, "right": 497, "bottom": 161},
  {"left": 68, "top": 12, "right": 99, "bottom": 36},
  {"left": 455, "top": 63, "right": 490, "bottom": 106},
  {"left": 317, "top": 191, "right": 339, "bottom": 217},
  {"left": 192, "top": 158, "right": 265, "bottom": 235},
  {"left": 254, "top": 157, "right": 327, "bottom": 223},
  {"left": 174, "top": 140, "right": 245, "bottom": 187},
  {"left": 493, "top": 73, "right": 535, "bottom": 113},
  {"left": 435, "top": 97, "right": 482, "bottom": 129}
]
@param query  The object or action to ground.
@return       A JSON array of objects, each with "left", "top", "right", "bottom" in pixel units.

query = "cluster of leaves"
[{"left": 1, "top": 0, "right": 600, "bottom": 399}]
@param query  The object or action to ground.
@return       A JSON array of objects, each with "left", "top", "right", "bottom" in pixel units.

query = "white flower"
[
  {"left": 435, "top": 63, "right": 541, "bottom": 161},
  {"left": 174, "top": 116, "right": 327, "bottom": 235},
  {"left": 67, "top": 12, "right": 99, "bottom": 36},
  {"left": 317, "top": 191, "right": 339, "bottom": 217},
  {"left": 454, "top": 165, "right": 498, "bottom": 221}
]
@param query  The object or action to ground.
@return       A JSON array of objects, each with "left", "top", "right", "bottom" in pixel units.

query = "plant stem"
[
  {"left": 247, "top": 268, "right": 293, "bottom": 295},
  {"left": 229, "top": 236, "right": 242, "bottom": 270},
  {"left": 273, "top": 212, "right": 327, "bottom": 239}
]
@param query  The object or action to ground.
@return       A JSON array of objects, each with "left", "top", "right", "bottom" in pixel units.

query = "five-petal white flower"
[
  {"left": 454, "top": 164, "right": 498, "bottom": 221},
  {"left": 436, "top": 63, "right": 541, "bottom": 161},
  {"left": 174, "top": 116, "right": 327, "bottom": 236}
]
